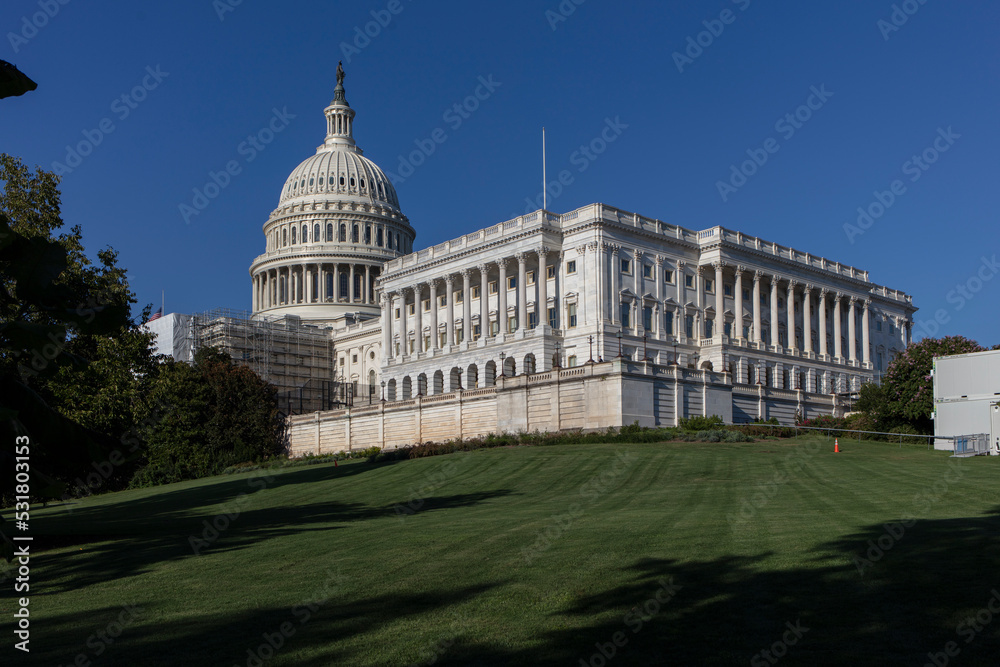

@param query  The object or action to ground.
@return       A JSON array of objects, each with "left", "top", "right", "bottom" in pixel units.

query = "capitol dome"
[
  {"left": 279, "top": 148, "right": 402, "bottom": 213},
  {"left": 249, "top": 65, "right": 415, "bottom": 325}
]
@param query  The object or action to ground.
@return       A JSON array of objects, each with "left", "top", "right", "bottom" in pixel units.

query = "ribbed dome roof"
[
  {"left": 277, "top": 71, "right": 403, "bottom": 215},
  {"left": 280, "top": 150, "right": 400, "bottom": 210}
]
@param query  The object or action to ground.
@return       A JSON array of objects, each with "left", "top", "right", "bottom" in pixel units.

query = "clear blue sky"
[{"left": 4, "top": 0, "right": 998, "bottom": 344}]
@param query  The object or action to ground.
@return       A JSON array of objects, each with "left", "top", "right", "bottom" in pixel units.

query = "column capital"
[
  {"left": 787, "top": 280, "right": 797, "bottom": 291},
  {"left": 653, "top": 254, "right": 666, "bottom": 265},
  {"left": 736, "top": 264, "right": 747, "bottom": 273},
  {"left": 461, "top": 268, "right": 472, "bottom": 279},
  {"left": 478, "top": 263, "right": 489, "bottom": 275},
  {"left": 802, "top": 284, "right": 813, "bottom": 295},
  {"left": 413, "top": 282, "right": 424, "bottom": 294},
  {"left": 753, "top": 269, "right": 764, "bottom": 282},
  {"left": 537, "top": 246, "right": 551, "bottom": 259},
  {"left": 676, "top": 259, "right": 686, "bottom": 269},
  {"left": 633, "top": 248, "right": 644, "bottom": 260},
  {"left": 514, "top": 252, "right": 527, "bottom": 264},
  {"left": 818, "top": 287, "right": 829, "bottom": 299},
  {"left": 862, "top": 297, "right": 871, "bottom": 308},
  {"left": 712, "top": 260, "right": 726, "bottom": 270},
  {"left": 497, "top": 257, "right": 509, "bottom": 269},
  {"left": 444, "top": 274, "right": 455, "bottom": 287},
  {"left": 771, "top": 274, "right": 784, "bottom": 284},
  {"left": 848, "top": 295, "right": 858, "bottom": 305}
]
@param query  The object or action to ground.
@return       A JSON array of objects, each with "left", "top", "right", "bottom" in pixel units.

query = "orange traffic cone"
[{"left": 834, "top": 438, "right": 840, "bottom": 453}]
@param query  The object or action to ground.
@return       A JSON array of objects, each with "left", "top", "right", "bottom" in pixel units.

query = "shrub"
[{"left": 678, "top": 415, "right": 726, "bottom": 431}]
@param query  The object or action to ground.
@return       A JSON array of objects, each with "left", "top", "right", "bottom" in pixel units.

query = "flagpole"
[{"left": 542, "top": 127, "right": 547, "bottom": 212}]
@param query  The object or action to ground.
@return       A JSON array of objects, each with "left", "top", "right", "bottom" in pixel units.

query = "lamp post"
[
  {"left": 499, "top": 351, "right": 506, "bottom": 377},
  {"left": 380, "top": 380, "right": 386, "bottom": 402},
  {"left": 616, "top": 329, "right": 622, "bottom": 358},
  {"left": 588, "top": 335, "right": 594, "bottom": 363}
]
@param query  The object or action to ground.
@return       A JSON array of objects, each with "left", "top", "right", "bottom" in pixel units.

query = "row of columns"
[
  {"left": 253, "top": 262, "right": 379, "bottom": 311},
  {"left": 602, "top": 246, "right": 885, "bottom": 367},
  {"left": 381, "top": 248, "right": 554, "bottom": 359}
]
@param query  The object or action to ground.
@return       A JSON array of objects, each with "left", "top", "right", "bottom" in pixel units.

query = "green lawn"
[{"left": 8, "top": 436, "right": 1000, "bottom": 666}]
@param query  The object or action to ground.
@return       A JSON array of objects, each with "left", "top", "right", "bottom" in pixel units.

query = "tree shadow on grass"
[
  {"left": 33, "top": 490, "right": 516, "bottom": 595},
  {"left": 436, "top": 508, "right": 1000, "bottom": 666},
  {"left": 26, "top": 582, "right": 503, "bottom": 667}
]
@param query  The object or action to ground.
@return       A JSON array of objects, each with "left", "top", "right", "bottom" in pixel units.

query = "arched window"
[
  {"left": 376, "top": 228, "right": 384, "bottom": 247},
  {"left": 352, "top": 225, "right": 359, "bottom": 243},
  {"left": 339, "top": 176, "right": 345, "bottom": 187},
  {"left": 339, "top": 224, "right": 346, "bottom": 242},
  {"left": 282, "top": 228, "right": 288, "bottom": 246},
  {"left": 309, "top": 177, "right": 314, "bottom": 186},
  {"left": 291, "top": 227, "right": 296, "bottom": 244},
  {"left": 326, "top": 223, "right": 333, "bottom": 242},
  {"left": 313, "top": 224, "right": 319, "bottom": 243},
  {"left": 364, "top": 225, "right": 371, "bottom": 244},
  {"left": 302, "top": 224, "right": 308, "bottom": 242}
]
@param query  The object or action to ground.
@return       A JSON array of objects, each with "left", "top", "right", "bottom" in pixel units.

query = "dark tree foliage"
[
  {"left": 134, "top": 348, "right": 287, "bottom": 485},
  {"left": 856, "top": 336, "right": 987, "bottom": 434}
]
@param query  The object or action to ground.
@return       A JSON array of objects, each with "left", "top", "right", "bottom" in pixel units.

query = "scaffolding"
[{"left": 189, "top": 308, "right": 343, "bottom": 415}]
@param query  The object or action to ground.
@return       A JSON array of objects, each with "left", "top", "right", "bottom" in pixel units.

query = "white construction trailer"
[{"left": 932, "top": 348, "right": 1000, "bottom": 454}]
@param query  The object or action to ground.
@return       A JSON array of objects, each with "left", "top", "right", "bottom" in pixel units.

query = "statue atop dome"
[{"left": 336, "top": 61, "right": 345, "bottom": 86}]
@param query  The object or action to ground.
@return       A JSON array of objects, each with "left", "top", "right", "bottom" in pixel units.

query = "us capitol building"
[{"left": 152, "top": 69, "right": 917, "bottom": 454}]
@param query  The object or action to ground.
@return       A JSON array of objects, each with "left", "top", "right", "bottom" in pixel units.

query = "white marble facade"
[
  {"left": 376, "top": 203, "right": 915, "bottom": 403},
  {"left": 249, "top": 73, "right": 916, "bottom": 424}
]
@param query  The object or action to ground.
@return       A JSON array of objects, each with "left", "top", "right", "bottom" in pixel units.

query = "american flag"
[{"left": 148, "top": 307, "right": 163, "bottom": 322}]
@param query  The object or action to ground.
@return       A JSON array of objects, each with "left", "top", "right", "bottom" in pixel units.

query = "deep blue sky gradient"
[{"left": 3, "top": 0, "right": 998, "bottom": 343}]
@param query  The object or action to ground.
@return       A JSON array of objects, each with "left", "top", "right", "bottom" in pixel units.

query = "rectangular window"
[
  {"left": 507, "top": 276, "right": 517, "bottom": 290},
  {"left": 889, "top": 323, "right": 895, "bottom": 334},
  {"left": 664, "top": 269, "right": 674, "bottom": 283},
  {"left": 664, "top": 311, "right": 674, "bottom": 335},
  {"left": 408, "top": 339, "right": 414, "bottom": 353},
  {"left": 489, "top": 281, "right": 498, "bottom": 294},
  {"left": 642, "top": 306, "right": 653, "bottom": 331},
  {"left": 567, "top": 304, "right": 578, "bottom": 328},
  {"left": 528, "top": 311, "right": 538, "bottom": 329},
  {"left": 724, "top": 284, "right": 733, "bottom": 296},
  {"left": 876, "top": 320, "right": 882, "bottom": 332},
  {"left": 548, "top": 307, "right": 557, "bottom": 328},
  {"left": 527, "top": 271, "right": 535, "bottom": 285},
  {"left": 439, "top": 332, "right": 447, "bottom": 348},
  {"left": 685, "top": 315, "right": 694, "bottom": 339},
  {"left": 408, "top": 304, "right": 415, "bottom": 315},
  {"left": 490, "top": 320, "right": 499, "bottom": 336},
  {"left": 705, "top": 280, "right": 713, "bottom": 293},
  {"left": 567, "top": 260, "right": 577, "bottom": 274},
  {"left": 456, "top": 328, "right": 464, "bottom": 344},
  {"left": 472, "top": 286, "right": 481, "bottom": 299},
  {"left": 705, "top": 319, "right": 713, "bottom": 338},
  {"left": 743, "top": 325, "right": 751, "bottom": 338},
  {"left": 568, "top": 355, "right": 577, "bottom": 368},
  {"left": 352, "top": 354, "right": 358, "bottom": 363},
  {"left": 546, "top": 265, "right": 556, "bottom": 280},
  {"left": 422, "top": 299, "right": 430, "bottom": 312},
  {"left": 508, "top": 316, "right": 517, "bottom": 333},
  {"left": 473, "top": 324, "right": 481, "bottom": 340},
  {"left": 621, "top": 259, "right": 631, "bottom": 274},
  {"left": 394, "top": 308, "right": 400, "bottom": 319},
  {"left": 455, "top": 290, "right": 463, "bottom": 303},
  {"left": 423, "top": 335, "right": 430, "bottom": 350},
  {"left": 620, "top": 303, "right": 631, "bottom": 328},
  {"left": 685, "top": 275, "right": 693, "bottom": 288},
  {"left": 642, "top": 264, "right": 652, "bottom": 279},
  {"left": 439, "top": 295, "right": 447, "bottom": 307},
  {"left": 724, "top": 322, "right": 732, "bottom": 337},
  {"left": 743, "top": 289, "right": 750, "bottom": 301}
]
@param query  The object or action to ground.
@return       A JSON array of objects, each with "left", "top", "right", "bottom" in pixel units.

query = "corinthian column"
[
  {"left": 833, "top": 293, "right": 843, "bottom": 361},
  {"left": 428, "top": 280, "right": 439, "bottom": 350},
  {"left": 818, "top": 289, "right": 828, "bottom": 358},
  {"left": 445, "top": 275, "right": 455, "bottom": 346},
  {"left": 803, "top": 285, "right": 813, "bottom": 355},
  {"left": 516, "top": 253, "right": 527, "bottom": 332},
  {"left": 462, "top": 269, "right": 472, "bottom": 343},
  {"left": 414, "top": 283, "right": 424, "bottom": 354},
  {"left": 479, "top": 264, "right": 489, "bottom": 340},
  {"left": 537, "top": 248, "right": 548, "bottom": 329},
  {"left": 862, "top": 299, "right": 871, "bottom": 366},
  {"left": 786, "top": 280, "right": 797, "bottom": 351},
  {"left": 714, "top": 261, "right": 725, "bottom": 339},
  {"left": 752, "top": 270, "right": 762, "bottom": 344},
  {"left": 497, "top": 259, "right": 508, "bottom": 335},
  {"left": 770, "top": 275, "right": 780, "bottom": 349},
  {"left": 848, "top": 296, "right": 858, "bottom": 363},
  {"left": 734, "top": 266, "right": 744, "bottom": 341}
]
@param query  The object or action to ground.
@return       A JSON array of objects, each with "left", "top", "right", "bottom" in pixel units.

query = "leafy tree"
[
  {"left": 0, "top": 155, "right": 148, "bottom": 509},
  {"left": 135, "top": 348, "right": 286, "bottom": 485},
  {"left": 857, "top": 336, "right": 986, "bottom": 434}
]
